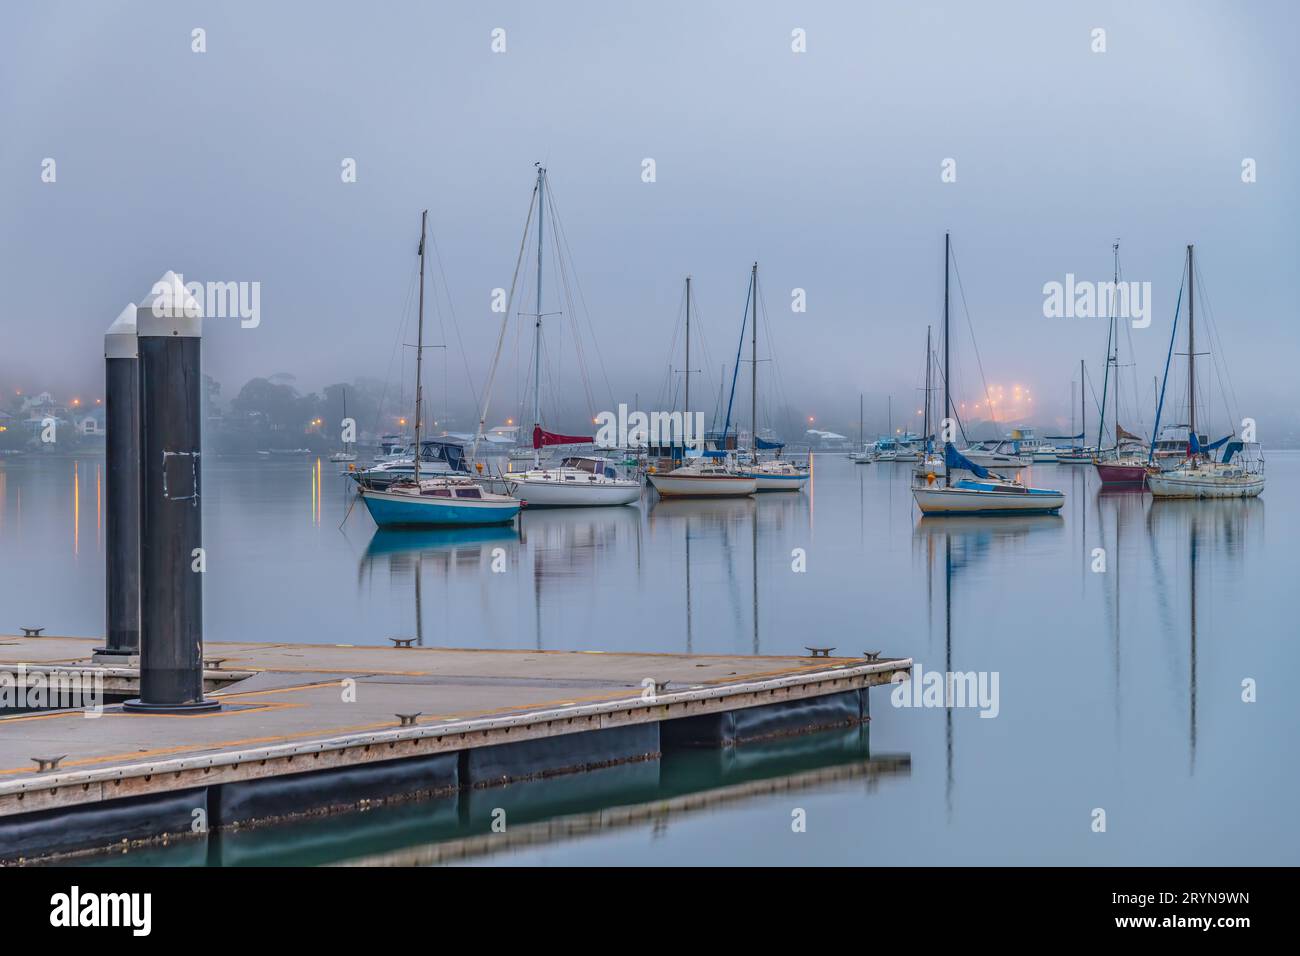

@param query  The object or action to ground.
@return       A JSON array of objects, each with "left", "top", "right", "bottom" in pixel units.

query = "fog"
[{"left": 2, "top": 0, "right": 1297, "bottom": 442}]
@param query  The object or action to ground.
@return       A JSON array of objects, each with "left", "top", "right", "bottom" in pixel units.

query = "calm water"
[{"left": 2, "top": 452, "right": 1297, "bottom": 865}]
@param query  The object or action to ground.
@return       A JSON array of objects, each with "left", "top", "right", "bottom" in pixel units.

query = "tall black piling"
[
  {"left": 123, "top": 273, "right": 220, "bottom": 714},
  {"left": 97, "top": 303, "right": 141, "bottom": 657}
]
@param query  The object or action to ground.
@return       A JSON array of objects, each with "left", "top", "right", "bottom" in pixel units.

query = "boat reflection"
[
  {"left": 361, "top": 525, "right": 521, "bottom": 567},
  {"left": 1146, "top": 497, "right": 1263, "bottom": 773}
]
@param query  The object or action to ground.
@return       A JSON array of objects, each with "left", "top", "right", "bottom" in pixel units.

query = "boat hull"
[
  {"left": 1147, "top": 473, "right": 1265, "bottom": 499},
  {"left": 1094, "top": 461, "right": 1151, "bottom": 486},
  {"left": 960, "top": 452, "right": 1030, "bottom": 469},
  {"left": 647, "top": 474, "right": 758, "bottom": 498},
  {"left": 359, "top": 487, "right": 520, "bottom": 527},
  {"left": 505, "top": 477, "right": 641, "bottom": 507},
  {"left": 911, "top": 485, "right": 1064, "bottom": 515},
  {"left": 738, "top": 471, "right": 809, "bottom": 492}
]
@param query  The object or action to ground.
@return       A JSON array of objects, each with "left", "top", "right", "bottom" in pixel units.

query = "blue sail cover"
[
  {"left": 1221, "top": 441, "right": 1244, "bottom": 464},
  {"left": 1189, "top": 432, "right": 1232, "bottom": 456},
  {"left": 755, "top": 436, "right": 785, "bottom": 449},
  {"left": 944, "top": 442, "right": 990, "bottom": 478}
]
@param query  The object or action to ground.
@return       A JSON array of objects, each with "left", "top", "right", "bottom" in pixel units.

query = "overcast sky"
[{"left": 3, "top": 0, "right": 1296, "bottom": 439}]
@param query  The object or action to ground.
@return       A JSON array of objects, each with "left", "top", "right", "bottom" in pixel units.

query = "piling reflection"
[{"left": 73, "top": 724, "right": 909, "bottom": 867}]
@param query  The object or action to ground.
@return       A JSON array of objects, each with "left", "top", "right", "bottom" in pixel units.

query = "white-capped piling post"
[
  {"left": 97, "top": 303, "right": 141, "bottom": 658},
  {"left": 123, "top": 273, "right": 220, "bottom": 713}
]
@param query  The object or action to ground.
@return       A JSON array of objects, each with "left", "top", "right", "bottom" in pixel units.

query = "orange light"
[{"left": 506, "top": 418, "right": 513, "bottom": 425}]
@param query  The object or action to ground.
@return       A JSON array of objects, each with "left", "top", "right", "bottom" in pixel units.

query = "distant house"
[{"left": 76, "top": 409, "right": 106, "bottom": 436}]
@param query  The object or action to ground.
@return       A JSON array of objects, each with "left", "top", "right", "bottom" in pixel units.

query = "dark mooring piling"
[
  {"left": 98, "top": 302, "right": 141, "bottom": 657},
  {"left": 123, "top": 273, "right": 219, "bottom": 714}
]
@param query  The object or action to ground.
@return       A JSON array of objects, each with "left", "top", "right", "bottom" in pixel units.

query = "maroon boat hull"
[{"left": 1094, "top": 461, "right": 1150, "bottom": 486}]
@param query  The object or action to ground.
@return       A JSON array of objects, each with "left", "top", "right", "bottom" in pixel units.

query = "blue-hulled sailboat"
[{"left": 358, "top": 211, "right": 520, "bottom": 528}]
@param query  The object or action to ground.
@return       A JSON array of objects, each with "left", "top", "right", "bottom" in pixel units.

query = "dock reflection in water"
[{"left": 72, "top": 724, "right": 909, "bottom": 867}]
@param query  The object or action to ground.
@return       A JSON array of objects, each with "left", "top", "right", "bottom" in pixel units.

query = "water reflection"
[
  {"left": 1146, "top": 498, "right": 1264, "bottom": 774},
  {"left": 359, "top": 526, "right": 522, "bottom": 645},
  {"left": 75, "top": 724, "right": 910, "bottom": 867}
]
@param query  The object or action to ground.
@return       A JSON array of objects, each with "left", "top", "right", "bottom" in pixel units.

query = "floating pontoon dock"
[{"left": 0, "top": 635, "right": 909, "bottom": 863}]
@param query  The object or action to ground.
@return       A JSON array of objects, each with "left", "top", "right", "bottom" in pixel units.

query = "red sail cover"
[{"left": 533, "top": 425, "right": 593, "bottom": 449}]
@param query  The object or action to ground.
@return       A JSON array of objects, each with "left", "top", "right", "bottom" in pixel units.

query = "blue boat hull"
[{"left": 360, "top": 488, "right": 520, "bottom": 528}]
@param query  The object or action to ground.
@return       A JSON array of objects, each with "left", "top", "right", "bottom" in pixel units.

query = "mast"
[
  {"left": 1080, "top": 359, "right": 1086, "bottom": 448},
  {"left": 413, "top": 209, "right": 427, "bottom": 483},
  {"left": 1096, "top": 242, "right": 1117, "bottom": 454},
  {"left": 1187, "top": 243, "right": 1196, "bottom": 447},
  {"left": 750, "top": 262, "right": 758, "bottom": 452},
  {"left": 858, "top": 393, "right": 863, "bottom": 447},
  {"left": 1112, "top": 241, "right": 1120, "bottom": 447},
  {"left": 943, "top": 231, "right": 950, "bottom": 486},
  {"left": 532, "top": 165, "right": 546, "bottom": 465},
  {"left": 923, "top": 325, "right": 932, "bottom": 448},
  {"left": 684, "top": 275, "right": 691, "bottom": 415}
]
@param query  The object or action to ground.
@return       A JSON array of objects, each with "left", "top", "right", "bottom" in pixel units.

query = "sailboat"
[
  {"left": 912, "top": 233, "right": 1065, "bottom": 516},
  {"left": 358, "top": 211, "right": 521, "bottom": 528},
  {"left": 848, "top": 394, "right": 873, "bottom": 463},
  {"left": 1090, "top": 242, "right": 1153, "bottom": 486},
  {"left": 492, "top": 166, "right": 641, "bottom": 507},
  {"left": 912, "top": 326, "right": 945, "bottom": 477},
  {"left": 1056, "top": 361, "right": 1094, "bottom": 463},
  {"left": 327, "top": 390, "right": 358, "bottom": 463},
  {"left": 1147, "top": 245, "right": 1265, "bottom": 499},
  {"left": 647, "top": 270, "right": 757, "bottom": 498},
  {"left": 732, "top": 263, "right": 810, "bottom": 492}
]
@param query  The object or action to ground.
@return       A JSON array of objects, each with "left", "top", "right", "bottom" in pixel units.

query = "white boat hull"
[
  {"left": 912, "top": 484, "right": 1064, "bottom": 515},
  {"left": 960, "top": 451, "right": 1030, "bottom": 469},
  {"left": 505, "top": 476, "right": 641, "bottom": 507},
  {"left": 648, "top": 474, "right": 757, "bottom": 498},
  {"left": 749, "top": 473, "right": 808, "bottom": 492},
  {"left": 1147, "top": 473, "right": 1265, "bottom": 499}
]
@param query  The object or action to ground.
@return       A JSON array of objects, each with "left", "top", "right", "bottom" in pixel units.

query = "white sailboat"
[
  {"left": 648, "top": 456, "right": 758, "bottom": 497},
  {"left": 849, "top": 394, "right": 875, "bottom": 463},
  {"left": 496, "top": 166, "right": 641, "bottom": 508},
  {"left": 911, "top": 326, "right": 945, "bottom": 477},
  {"left": 731, "top": 263, "right": 809, "bottom": 492},
  {"left": 1147, "top": 244, "right": 1264, "bottom": 500},
  {"left": 328, "top": 387, "right": 358, "bottom": 462},
  {"left": 647, "top": 272, "right": 757, "bottom": 499},
  {"left": 912, "top": 233, "right": 1064, "bottom": 516}
]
